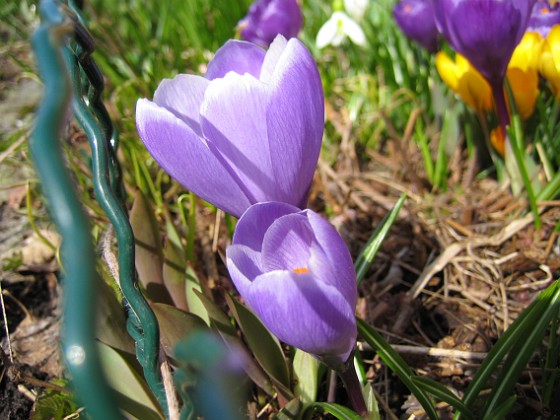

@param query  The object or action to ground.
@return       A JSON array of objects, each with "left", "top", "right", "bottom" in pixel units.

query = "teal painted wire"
[
  {"left": 61, "top": 24, "right": 168, "bottom": 420},
  {"left": 31, "top": 1, "right": 120, "bottom": 418}
]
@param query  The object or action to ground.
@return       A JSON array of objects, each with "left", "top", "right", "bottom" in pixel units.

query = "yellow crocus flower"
[
  {"left": 506, "top": 31, "right": 542, "bottom": 119},
  {"left": 540, "top": 24, "right": 560, "bottom": 97},
  {"left": 435, "top": 51, "right": 493, "bottom": 112}
]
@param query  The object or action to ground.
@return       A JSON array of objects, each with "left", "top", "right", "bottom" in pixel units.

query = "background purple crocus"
[
  {"left": 527, "top": 0, "right": 560, "bottom": 37},
  {"left": 393, "top": 0, "right": 439, "bottom": 53},
  {"left": 136, "top": 36, "right": 324, "bottom": 218},
  {"left": 226, "top": 202, "right": 358, "bottom": 367},
  {"left": 239, "top": 0, "right": 303, "bottom": 47},
  {"left": 433, "top": 0, "right": 534, "bottom": 85}
]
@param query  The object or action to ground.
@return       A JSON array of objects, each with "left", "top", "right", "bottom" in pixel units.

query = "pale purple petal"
[
  {"left": 261, "top": 213, "right": 314, "bottom": 272},
  {"left": 226, "top": 244, "right": 263, "bottom": 298},
  {"left": 232, "top": 201, "right": 301, "bottom": 251},
  {"left": 259, "top": 35, "right": 288, "bottom": 83},
  {"left": 136, "top": 99, "right": 251, "bottom": 217},
  {"left": 201, "top": 72, "right": 280, "bottom": 204},
  {"left": 305, "top": 210, "right": 357, "bottom": 304},
  {"left": 205, "top": 40, "right": 266, "bottom": 80},
  {"left": 153, "top": 74, "right": 209, "bottom": 136},
  {"left": 266, "top": 38, "right": 324, "bottom": 208},
  {"left": 247, "top": 270, "right": 357, "bottom": 362}
]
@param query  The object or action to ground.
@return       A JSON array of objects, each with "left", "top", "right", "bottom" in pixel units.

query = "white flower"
[
  {"left": 344, "top": 0, "right": 369, "bottom": 21},
  {"left": 316, "top": 11, "right": 366, "bottom": 49}
]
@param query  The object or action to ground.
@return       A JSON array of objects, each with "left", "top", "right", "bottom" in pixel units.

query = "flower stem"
[
  {"left": 337, "top": 358, "right": 368, "bottom": 417},
  {"left": 490, "top": 79, "right": 510, "bottom": 137}
]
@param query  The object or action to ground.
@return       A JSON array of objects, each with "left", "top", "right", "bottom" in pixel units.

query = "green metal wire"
[
  {"left": 32, "top": 0, "right": 166, "bottom": 416},
  {"left": 31, "top": 1, "right": 120, "bottom": 418}
]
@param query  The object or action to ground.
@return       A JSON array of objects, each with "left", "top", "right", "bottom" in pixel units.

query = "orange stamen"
[
  {"left": 540, "top": 7, "right": 551, "bottom": 14},
  {"left": 404, "top": 4, "right": 412, "bottom": 12},
  {"left": 293, "top": 267, "right": 308, "bottom": 274}
]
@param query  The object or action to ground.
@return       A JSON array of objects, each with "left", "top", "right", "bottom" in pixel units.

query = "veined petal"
[
  {"left": 305, "top": 210, "right": 357, "bottom": 304},
  {"left": 247, "top": 270, "right": 357, "bottom": 362},
  {"left": 266, "top": 38, "right": 325, "bottom": 208},
  {"left": 232, "top": 201, "right": 301, "bottom": 251},
  {"left": 201, "top": 72, "right": 276, "bottom": 204},
  {"left": 260, "top": 35, "right": 289, "bottom": 84},
  {"left": 136, "top": 99, "right": 251, "bottom": 217},
  {"left": 205, "top": 39, "right": 266, "bottom": 80},
  {"left": 226, "top": 244, "right": 263, "bottom": 298},
  {"left": 153, "top": 74, "right": 209, "bottom": 136},
  {"left": 261, "top": 213, "right": 314, "bottom": 272}
]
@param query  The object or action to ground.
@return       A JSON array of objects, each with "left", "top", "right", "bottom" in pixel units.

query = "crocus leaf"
[
  {"left": 276, "top": 398, "right": 302, "bottom": 420},
  {"left": 293, "top": 349, "right": 320, "bottom": 404},
  {"left": 151, "top": 303, "right": 208, "bottom": 360},
  {"left": 191, "top": 288, "right": 233, "bottom": 333},
  {"left": 302, "top": 402, "right": 362, "bottom": 420},
  {"left": 225, "top": 293, "right": 291, "bottom": 391},
  {"left": 95, "top": 274, "right": 134, "bottom": 354},
  {"left": 185, "top": 267, "right": 210, "bottom": 325},
  {"left": 458, "top": 279, "right": 560, "bottom": 418},
  {"left": 97, "top": 342, "right": 163, "bottom": 419},
  {"left": 480, "top": 280, "right": 560, "bottom": 417},
  {"left": 192, "top": 288, "right": 275, "bottom": 395},
  {"left": 410, "top": 376, "right": 473, "bottom": 419},
  {"left": 129, "top": 189, "right": 171, "bottom": 304},
  {"left": 354, "top": 193, "right": 406, "bottom": 285},
  {"left": 362, "top": 382, "right": 381, "bottom": 420},
  {"left": 483, "top": 395, "right": 517, "bottom": 420},
  {"left": 357, "top": 318, "right": 438, "bottom": 420},
  {"left": 162, "top": 240, "right": 188, "bottom": 310}
]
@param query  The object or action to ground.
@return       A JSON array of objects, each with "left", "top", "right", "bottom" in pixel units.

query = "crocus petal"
[
  {"left": 261, "top": 213, "right": 314, "bottom": 272},
  {"left": 247, "top": 270, "right": 357, "bottom": 362},
  {"left": 266, "top": 38, "right": 325, "bottom": 207},
  {"left": 305, "top": 210, "right": 357, "bottom": 304},
  {"left": 239, "top": 0, "right": 303, "bottom": 47},
  {"left": 201, "top": 72, "right": 284, "bottom": 204},
  {"left": 226, "top": 244, "right": 264, "bottom": 298},
  {"left": 434, "top": 0, "right": 534, "bottom": 83},
  {"left": 136, "top": 99, "right": 251, "bottom": 216},
  {"left": 233, "top": 201, "right": 301, "bottom": 251},
  {"left": 153, "top": 74, "right": 209, "bottom": 137},
  {"left": 205, "top": 40, "right": 266, "bottom": 80},
  {"left": 259, "top": 35, "right": 289, "bottom": 83}
]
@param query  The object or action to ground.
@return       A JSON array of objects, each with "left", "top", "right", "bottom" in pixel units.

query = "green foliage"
[{"left": 32, "top": 381, "right": 80, "bottom": 420}]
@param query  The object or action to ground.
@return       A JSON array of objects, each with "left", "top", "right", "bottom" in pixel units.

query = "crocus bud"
[
  {"left": 433, "top": 0, "right": 534, "bottom": 85},
  {"left": 393, "top": 0, "right": 439, "bottom": 53},
  {"left": 226, "top": 202, "right": 358, "bottom": 368},
  {"left": 238, "top": 0, "right": 303, "bottom": 47},
  {"left": 136, "top": 36, "right": 324, "bottom": 218},
  {"left": 528, "top": 0, "right": 560, "bottom": 37}
]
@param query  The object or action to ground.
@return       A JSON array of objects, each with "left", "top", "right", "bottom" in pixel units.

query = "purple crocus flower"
[
  {"left": 527, "top": 0, "right": 560, "bottom": 37},
  {"left": 226, "top": 202, "right": 358, "bottom": 367},
  {"left": 433, "top": 0, "right": 534, "bottom": 85},
  {"left": 136, "top": 36, "right": 324, "bottom": 218},
  {"left": 393, "top": 0, "right": 439, "bottom": 53},
  {"left": 239, "top": 0, "right": 303, "bottom": 47}
]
